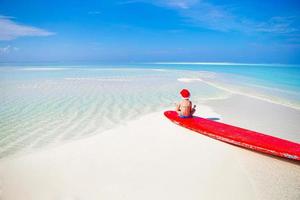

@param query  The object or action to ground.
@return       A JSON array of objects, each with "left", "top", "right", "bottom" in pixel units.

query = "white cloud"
[
  {"left": 252, "top": 17, "right": 298, "bottom": 34},
  {"left": 152, "top": 0, "right": 199, "bottom": 9},
  {"left": 119, "top": 0, "right": 198, "bottom": 9},
  {"left": 0, "top": 45, "right": 10, "bottom": 54},
  {"left": 158, "top": 1, "right": 298, "bottom": 34},
  {"left": 0, "top": 45, "right": 19, "bottom": 54},
  {"left": 0, "top": 15, "right": 55, "bottom": 41},
  {"left": 88, "top": 11, "right": 101, "bottom": 15},
  {"left": 121, "top": 0, "right": 299, "bottom": 35}
]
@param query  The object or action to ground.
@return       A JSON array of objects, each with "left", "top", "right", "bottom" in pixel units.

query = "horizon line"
[
  {"left": 148, "top": 62, "right": 296, "bottom": 66},
  {"left": 0, "top": 61, "right": 299, "bottom": 67}
]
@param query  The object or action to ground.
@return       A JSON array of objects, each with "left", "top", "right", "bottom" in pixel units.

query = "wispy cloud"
[
  {"left": 116, "top": 0, "right": 141, "bottom": 5},
  {"left": 150, "top": 0, "right": 198, "bottom": 9},
  {"left": 251, "top": 16, "right": 298, "bottom": 34},
  {"left": 88, "top": 11, "right": 101, "bottom": 15},
  {"left": 121, "top": 0, "right": 299, "bottom": 35},
  {"left": 0, "top": 15, "right": 55, "bottom": 41},
  {"left": 118, "top": 0, "right": 197, "bottom": 9},
  {"left": 0, "top": 45, "right": 19, "bottom": 54}
]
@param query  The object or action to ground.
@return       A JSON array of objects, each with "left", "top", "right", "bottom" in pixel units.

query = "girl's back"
[{"left": 178, "top": 99, "right": 192, "bottom": 116}]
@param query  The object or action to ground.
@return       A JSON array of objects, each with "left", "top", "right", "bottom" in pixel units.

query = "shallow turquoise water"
[
  {"left": 0, "top": 64, "right": 299, "bottom": 158},
  {"left": 0, "top": 68, "right": 226, "bottom": 157},
  {"left": 143, "top": 63, "right": 300, "bottom": 92},
  {"left": 144, "top": 63, "right": 300, "bottom": 108}
]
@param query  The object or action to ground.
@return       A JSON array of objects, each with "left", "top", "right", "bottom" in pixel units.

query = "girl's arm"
[
  {"left": 190, "top": 101, "right": 196, "bottom": 111},
  {"left": 175, "top": 103, "right": 180, "bottom": 111}
]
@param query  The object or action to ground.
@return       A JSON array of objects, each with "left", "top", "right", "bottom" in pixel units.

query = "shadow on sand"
[{"left": 206, "top": 117, "right": 221, "bottom": 121}]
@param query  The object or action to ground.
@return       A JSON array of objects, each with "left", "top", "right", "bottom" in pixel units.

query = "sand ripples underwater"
[
  {"left": 0, "top": 68, "right": 228, "bottom": 158},
  {"left": 1, "top": 67, "right": 299, "bottom": 158}
]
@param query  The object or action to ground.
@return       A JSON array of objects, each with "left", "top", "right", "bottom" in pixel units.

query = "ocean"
[{"left": 0, "top": 63, "right": 299, "bottom": 158}]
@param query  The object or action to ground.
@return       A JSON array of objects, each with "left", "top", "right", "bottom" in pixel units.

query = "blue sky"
[{"left": 0, "top": 0, "right": 299, "bottom": 64}]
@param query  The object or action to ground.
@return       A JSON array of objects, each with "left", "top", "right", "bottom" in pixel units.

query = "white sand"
[
  {"left": 205, "top": 94, "right": 300, "bottom": 142},
  {"left": 0, "top": 102, "right": 300, "bottom": 200}
]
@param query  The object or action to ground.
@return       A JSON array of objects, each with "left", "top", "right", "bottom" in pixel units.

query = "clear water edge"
[{"left": 0, "top": 64, "right": 299, "bottom": 158}]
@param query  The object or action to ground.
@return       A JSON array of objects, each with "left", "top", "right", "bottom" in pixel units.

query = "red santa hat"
[{"left": 180, "top": 89, "right": 190, "bottom": 99}]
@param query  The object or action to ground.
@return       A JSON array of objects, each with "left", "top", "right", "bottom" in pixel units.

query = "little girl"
[{"left": 175, "top": 89, "right": 196, "bottom": 118}]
